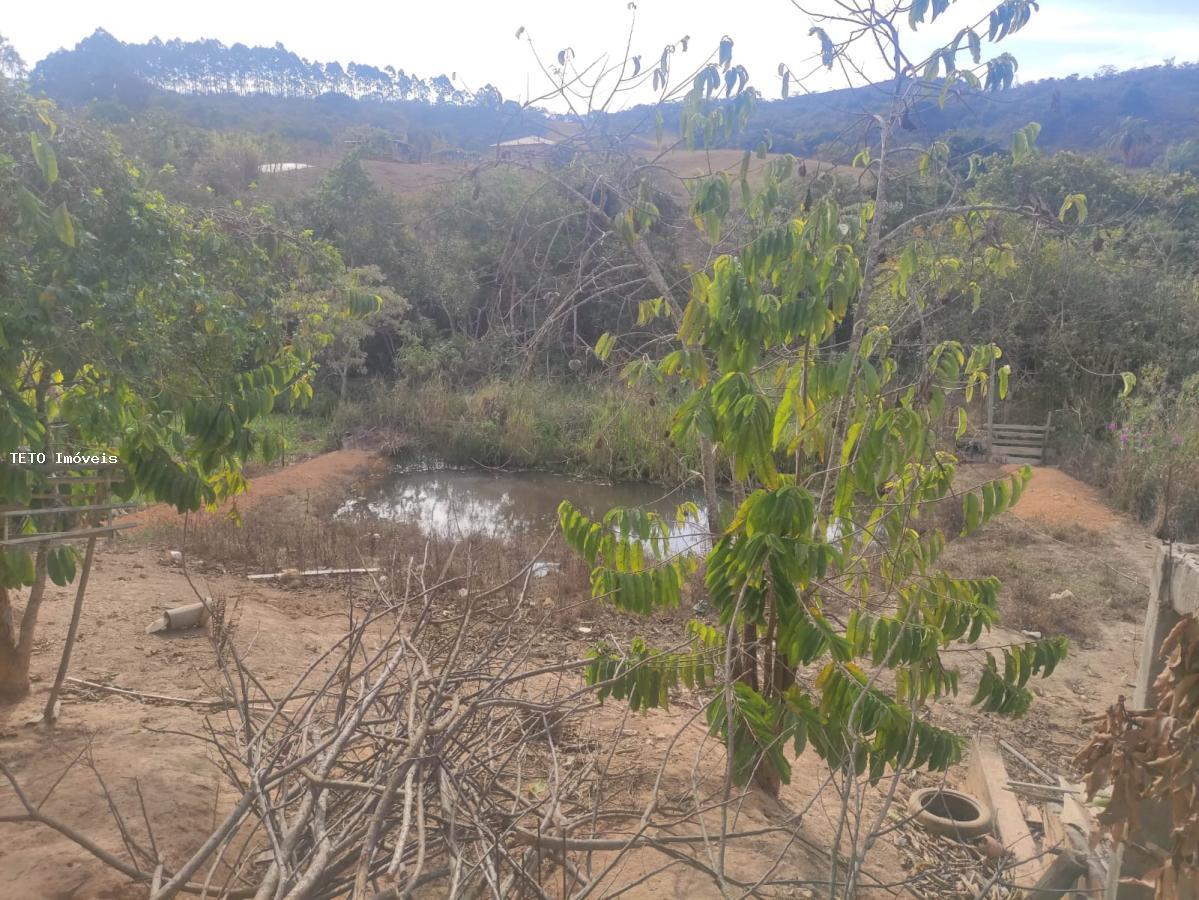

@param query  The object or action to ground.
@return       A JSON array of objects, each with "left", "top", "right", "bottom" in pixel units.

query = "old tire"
[{"left": 908, "top": 788, "right": 993, "bottom": 840}]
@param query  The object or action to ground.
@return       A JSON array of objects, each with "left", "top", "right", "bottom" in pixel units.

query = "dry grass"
[
  {"left": 139, "top": 490, "right": 581, "bottom": 589},
  {"left": 1001, "top": 572, "right": 1089, "bottom": 639},
  {"left": 135, "top": 489, "right": 722, "bottom": 646},
  {"left": 1046, "top": 522, "right": 1106, "bottom": 547},
  {"left": 938, "top": 515, "right": 1143, "bottom": 642},
  {"left": 137, "top": 484, "right": 712, "bottom": 661}
]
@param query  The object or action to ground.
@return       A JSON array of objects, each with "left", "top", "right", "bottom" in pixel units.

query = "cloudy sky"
[{"left": 4, "top": 0, "right": 1196, "bottom": 105}]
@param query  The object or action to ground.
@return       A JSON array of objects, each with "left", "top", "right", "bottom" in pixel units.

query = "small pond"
[{"left": 337, "top": 462, "right": 711, "bottom": 555}]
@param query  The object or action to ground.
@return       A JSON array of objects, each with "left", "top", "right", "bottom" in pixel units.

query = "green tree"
[
  {"left": 0, "top": 33, "right": 25, "bottom": 82},
  {"left": 562, "top": 191, "right": 1065, "bottom": 791},
  {"left": 1163, "top": 139, "right": 1199, "bottom": 175},
  {"left": 286, "top": 265, "right": 407, "bottom": 407},
  {"left": 1108, "top": 116, "right": 1152, "bottom": 167},
  {"left": 543, "top": 3, "right": 1069, "bottom": 893},
  {"left": 0, "top": 82, "right": 365, "bottom": 700},
  {"left": 896, "top": 150, "right": 1199, "bottom": 419}
]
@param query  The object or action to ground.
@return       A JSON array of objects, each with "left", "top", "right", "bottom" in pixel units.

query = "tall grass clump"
[{"left": 332, "top": 377, "right": 696, "bottom": 484}]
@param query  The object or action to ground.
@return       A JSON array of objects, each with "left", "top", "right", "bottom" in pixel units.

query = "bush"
[
  {"left": 332, "top": 377, "right": 695, "bottom": 483},
  {"left": 1081, "top": 368, "right": 1199, "bottom": 539}
]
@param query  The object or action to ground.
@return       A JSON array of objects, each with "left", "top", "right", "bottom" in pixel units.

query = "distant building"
[
  {"left": 258, "top": 162, "right": 312, "bottom": 174},
  {"left": 491, "top": 135, "right": 557, "bottom": 160}
]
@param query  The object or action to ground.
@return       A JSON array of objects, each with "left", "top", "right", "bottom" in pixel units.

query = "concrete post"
[
  {"left": 1109, "top": 543, "right": 1199, "bottom": 898},
  {"left": 1133, "top": 543, "right": 1199, "bottom": 708}
]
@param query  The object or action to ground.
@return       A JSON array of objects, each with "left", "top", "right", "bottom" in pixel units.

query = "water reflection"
[{"left": 337, "top": 464, "right": 711, "bottom": 555}]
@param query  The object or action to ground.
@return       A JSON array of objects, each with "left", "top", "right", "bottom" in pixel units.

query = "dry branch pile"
[
  {"left": 164, "top": 562, "right": 607, "bottom": 899},
  {"left": 0, "top": 553, "right": 831, "bottom": 898},
  {"left": 2, "top": 542, "right": 1052, "bottom": 899}
]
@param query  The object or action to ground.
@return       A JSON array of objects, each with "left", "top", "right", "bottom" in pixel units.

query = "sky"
[{"left": 4, "top": 0, "right": 1197, "bottom": 107}]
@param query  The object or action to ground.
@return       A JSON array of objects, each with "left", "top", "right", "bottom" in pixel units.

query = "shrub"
[
  {"left": 1103, "top": 368, "right": 1199, "bottom": 539},
  {"left": 331, "top": 377, "right": 695, "bottom": 483}
]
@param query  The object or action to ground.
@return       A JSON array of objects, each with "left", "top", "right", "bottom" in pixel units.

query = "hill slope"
[{"left": 27, "top": 29, "right": 1199, "bottom": 169}]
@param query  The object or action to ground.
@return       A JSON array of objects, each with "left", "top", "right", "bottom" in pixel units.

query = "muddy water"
[{"left": 337, "top": 463, "right": 711, "bottom": 555}]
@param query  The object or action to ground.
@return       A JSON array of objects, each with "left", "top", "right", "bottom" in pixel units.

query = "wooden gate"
[{"left": 988, "top": 421, "right": 1049, "bottom": 465}]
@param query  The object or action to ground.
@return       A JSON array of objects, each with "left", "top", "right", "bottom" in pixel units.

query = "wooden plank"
[
  {"left": 990, "top": 433, "right": 1046, "bottom": 443},
  {"left": 967, "top": 736, "right": 1044, "bottom": 888},
  {"left": 247, "top": 567, "right": 381, "bottom": 581},
  {"left": 1043, "top": 799, "right": 1065, "bottom": 853},
  {"left": 1056, "top": 777, "right": 1108, "bottom": 894},
  {"left": 1028, "top": 846, "right": 1088, "bottom": 897},
  {"left": 990, "top": 424, "right": 1049, "bottom": 433},
  {"left": 992, "top": 441, "right": 1045, "bottom": 450},
  {"left": 0, "top": 523, "right": 136, "bottom": 547},
  {"left": 0, "top": 502, "right": 138, "bottom": 518},
  {"left": 992, "top": 448, "right": 1043, "bottom": 459},
  {"left": 1060, "top": 789, "right": 1092, "bottom": 835},
  {"left": 1024, "top": 802, "right": 1044, "bottom": 828}
]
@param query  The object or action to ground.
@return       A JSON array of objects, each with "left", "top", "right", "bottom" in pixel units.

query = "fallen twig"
[
  {"left": 64, "top": 677, "right": 230, "bottom": 708},
  {"left": 246, "top": 567, "right": 380, "bottom": 581}
]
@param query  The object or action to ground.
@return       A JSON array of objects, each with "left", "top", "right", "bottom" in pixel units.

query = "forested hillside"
[
  {"left": 650, "top": 59, "right": 1199, "bottom": 166},
  {"left": 30, "top": 29, "right": 548, "bottom": 149},
  {"left": 25, "top": 28, "right": 1199, "bottom": 169}
]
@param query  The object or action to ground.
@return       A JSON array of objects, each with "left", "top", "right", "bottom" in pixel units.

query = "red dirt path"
[
  {"left": 127, "top": 448, "right": 381, "bottom": 528},
  {"left": 1006, "top": 464, "right": 1122, "bottom": 530}
]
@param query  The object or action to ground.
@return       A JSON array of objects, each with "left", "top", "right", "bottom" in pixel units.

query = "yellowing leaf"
[
  {"left": 30, "top": 131, "right": 58, "bottom": 185},
  {"left": 51, "top": 202, "right": 74, "bottom": 247},
  {"left": 1120, "top": 372, "right": 1136, "bottom": 397}
]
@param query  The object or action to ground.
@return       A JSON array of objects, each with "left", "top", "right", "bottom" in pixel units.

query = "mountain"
[
  {"left": 27, "top": 29, "right": 1199, "bottom": 169},
  {"left": 732, "top": 62, "right": 1199, "bottom": 166},
  {"left": 29, "top": 29, "right": 550, "bottom": 150}
]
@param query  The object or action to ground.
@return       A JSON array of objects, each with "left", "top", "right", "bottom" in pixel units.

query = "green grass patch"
[
  {"left": 255, "top": 412, "right": 338, "bottom": 464},
  {"left": 330, "top": 378, "right": 695, "bottom": 483}
]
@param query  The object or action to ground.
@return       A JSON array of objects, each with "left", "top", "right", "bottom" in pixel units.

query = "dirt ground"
[
  {"left": 0, "top": 456, "right": 1157, "bottom": 899},
  {"left": 253, "top": 145, "right": 855, "bottom": 207},
  {"left": 128, "top": 448, "right": 381, "bottom": 529},
  {"left": 933, "top": 463, "right": 1152, "bottom": 772}
]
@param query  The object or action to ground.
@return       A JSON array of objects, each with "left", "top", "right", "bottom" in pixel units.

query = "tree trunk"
[
  {"left": 44, "top": 535, "right": 98, "bottom": 720},
  {"left": 753, "top": 756, "right": 782, "bottom": 798},
  {"left": 700, "top": 437, "right": 721, "bottom": 539},
  {"left": 0, "top": 584, "right": 27, "bottom": 701},
  {"left": 1, "top": 372, "right": 52, "bottom": 704},
  {"left": 738, "top": 622, "right": 759, "bottom": 691},
  {"left": 0, "top": 554, "right": 48, "bottom": 703},
  {"left": 750, "top": 632, "right": 782, "bottom": 797}
]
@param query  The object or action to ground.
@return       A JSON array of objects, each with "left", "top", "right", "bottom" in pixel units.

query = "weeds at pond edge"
[{"left": 328, "top": 378, "right": 698, "bottom": 483}]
